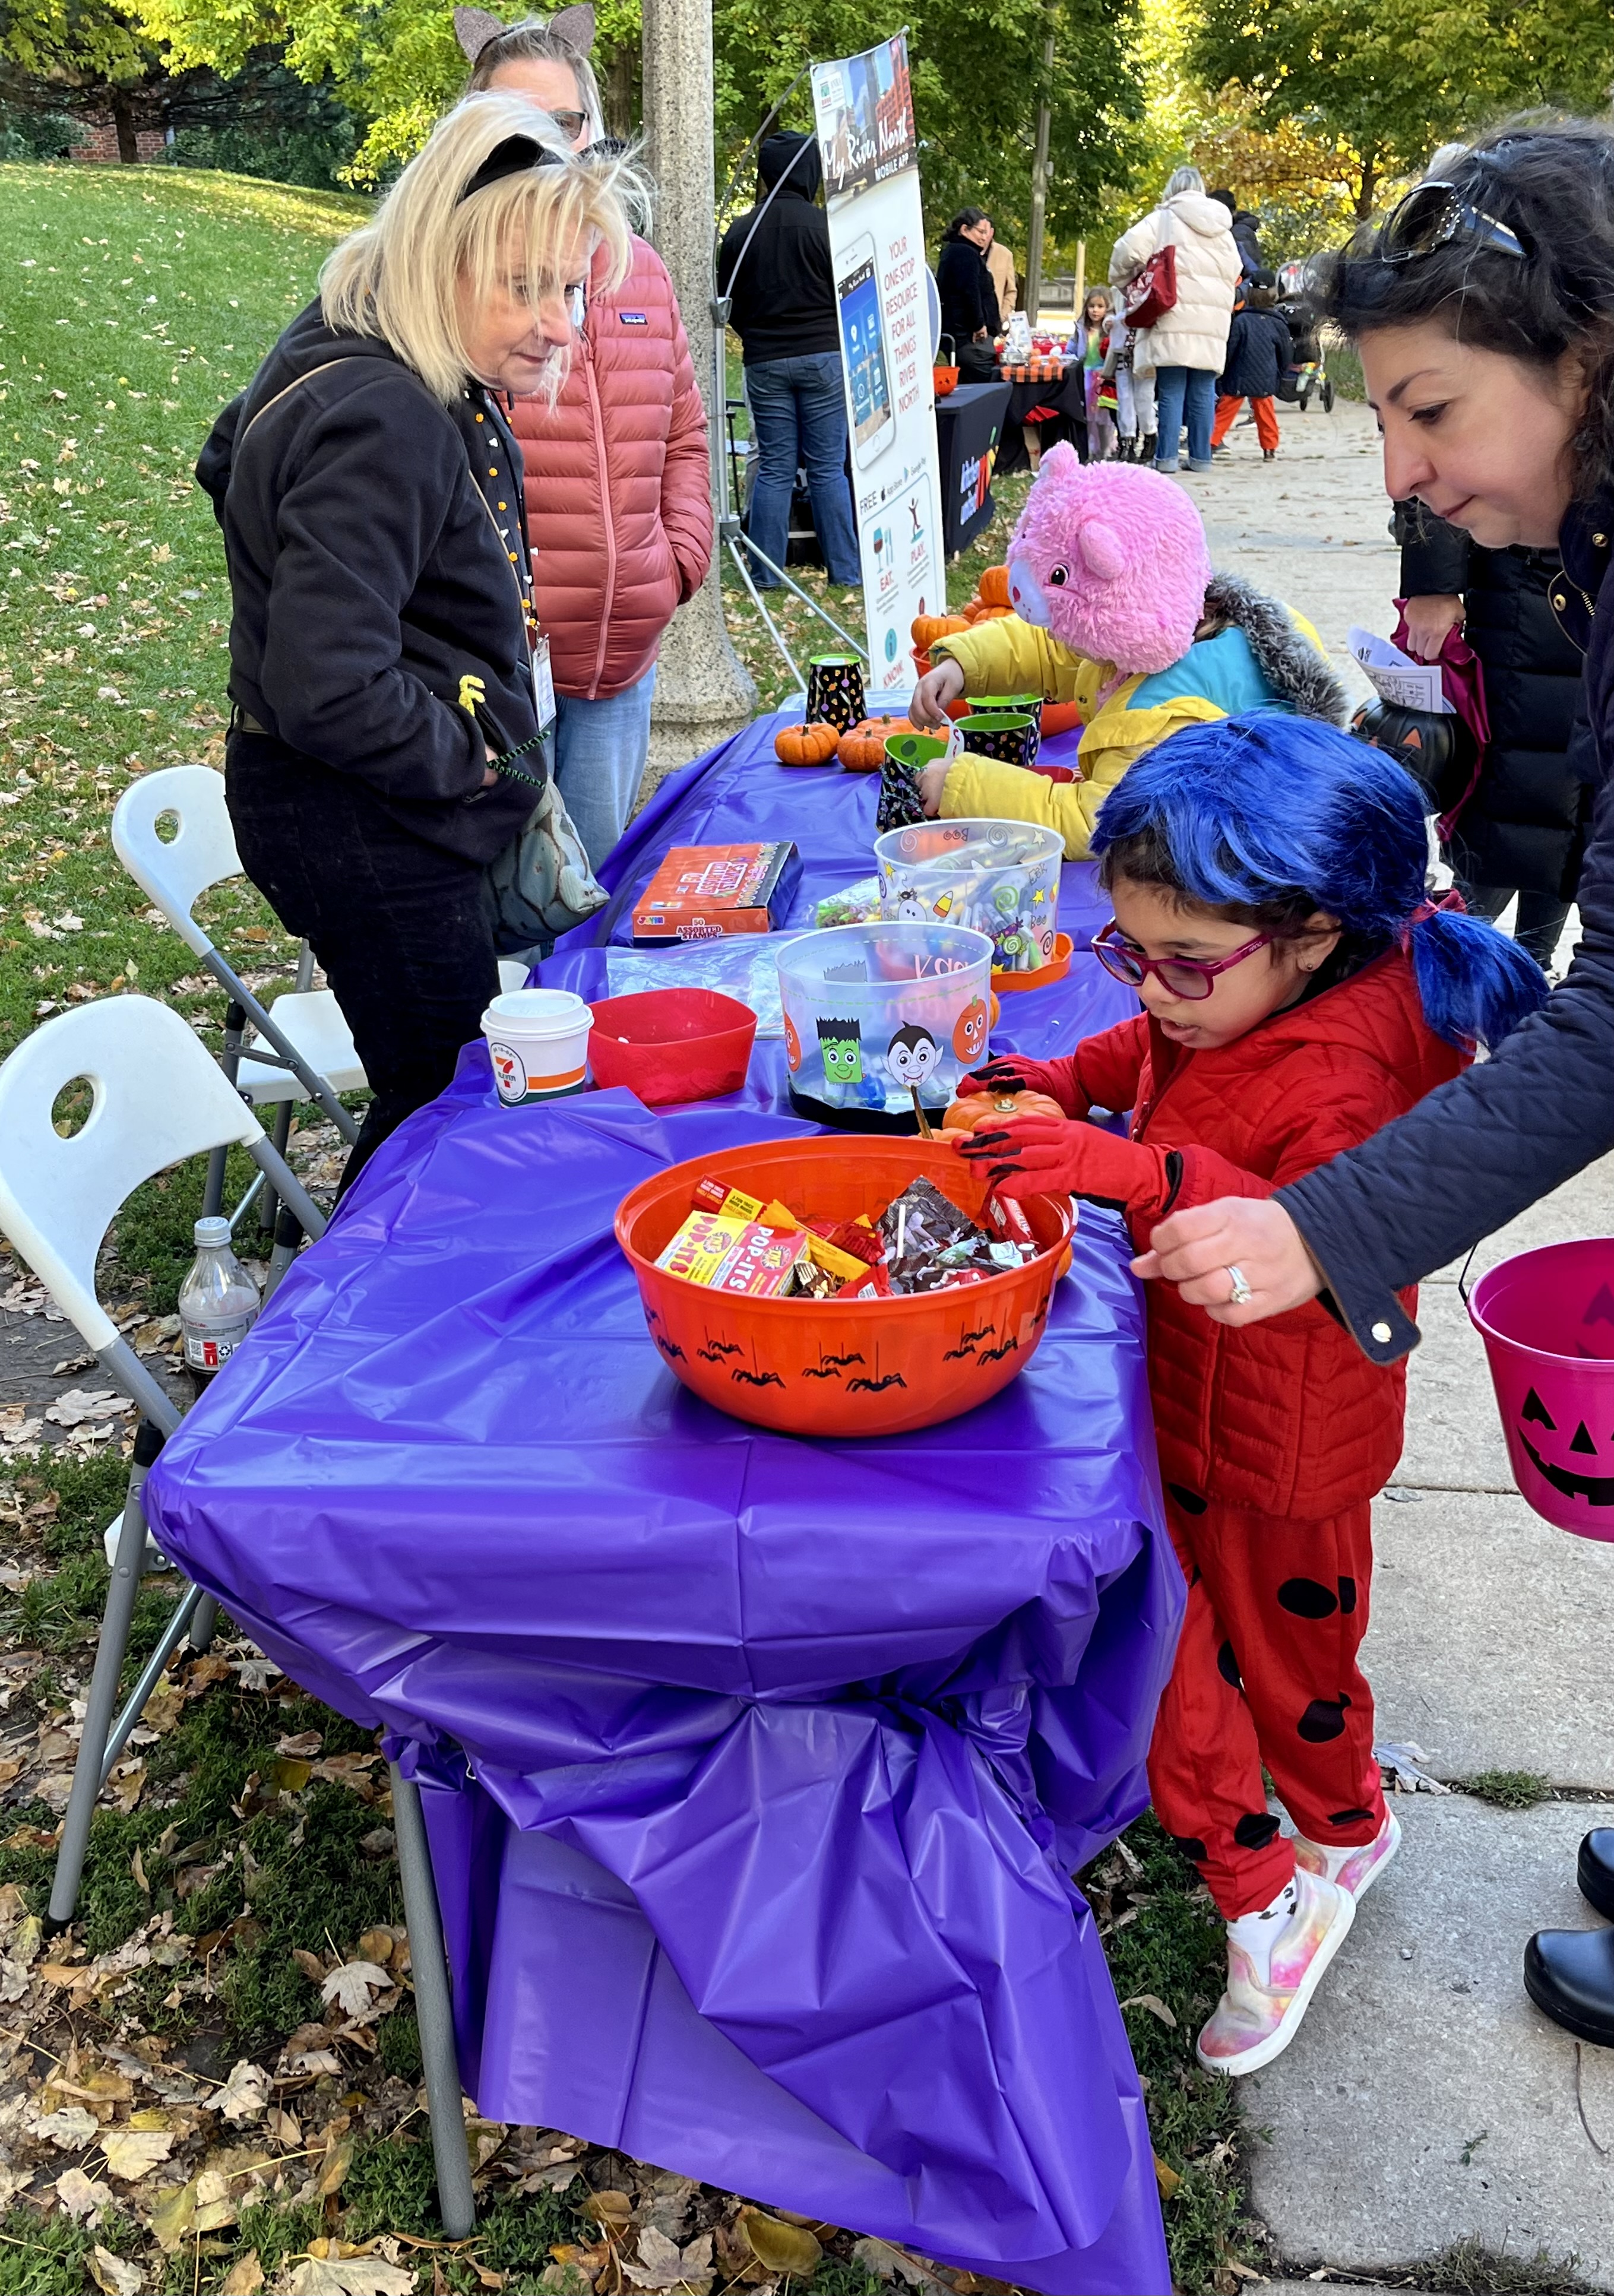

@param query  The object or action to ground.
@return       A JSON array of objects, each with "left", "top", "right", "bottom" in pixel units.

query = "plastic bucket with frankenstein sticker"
[
  {"left": 776, "top": 920, "right": 993, "bottom": 1133},
  {"left": 874, "top": 818, "right": 1063, "bottom": 974}
]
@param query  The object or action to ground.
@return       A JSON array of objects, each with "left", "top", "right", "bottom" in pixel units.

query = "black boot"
[
  {"left": 1580, "top": 1827, "right": 1614, "bottom": 1920},
  {"left": 1524, "top": 1926, "right": 1614, "bottom": 2045},
  {"left": 1140, "top": 431, "right": 1157, "bottom": 466}
]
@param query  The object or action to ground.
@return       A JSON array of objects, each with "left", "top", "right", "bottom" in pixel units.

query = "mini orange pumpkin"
[
  {"left": 977, "top": 565, "right": 1012, "bottom": 608},
  {"left": 912, "top": 612, "right": 969, "bottom": 654},
  {"left": 837, "top": 714, "right": 912, "bottom": 772},
  {"left": 942, "top": 1087, "right": 1066, "bottom": 1133},
  {"left": 774, "top": 720, "right": 840, "bottom": 767}
]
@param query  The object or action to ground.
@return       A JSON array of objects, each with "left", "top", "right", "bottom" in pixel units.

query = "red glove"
[
  {"left": 955, "top": 1053, "right": 1086, "bottom": 1116},
  {"left": 952, "top": 1113, "right": 1165, "bottom": 1212}
]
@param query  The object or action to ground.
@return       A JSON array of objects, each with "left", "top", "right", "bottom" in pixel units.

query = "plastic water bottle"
[{"left": 178, "top": 1217, "right": 260, "bottom": 1379}]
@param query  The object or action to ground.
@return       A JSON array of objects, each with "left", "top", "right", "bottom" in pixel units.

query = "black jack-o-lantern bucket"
[{"left": 1467, "top": 1240, "right": 1614, "bottom": 1540}]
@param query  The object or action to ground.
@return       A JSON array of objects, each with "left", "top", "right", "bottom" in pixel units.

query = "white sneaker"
[
  {"left": 1195, "top": 1867, "right": 1355, "bottom": 2079},
  {"left": 1294, "top": 1808, "right": 1401, "bottom": 1902}
]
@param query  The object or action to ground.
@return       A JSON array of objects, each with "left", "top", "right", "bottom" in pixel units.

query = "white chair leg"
[{"left": 390, "top": 1763, "right": 475, "bottom": 2238}]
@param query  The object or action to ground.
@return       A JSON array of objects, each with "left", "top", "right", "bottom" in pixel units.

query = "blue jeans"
[
  {"left": 551, "top": 666, "right": 657, "bottom": 872},
  {"left": 744, "top": 351, "right": 862, "bottom": 587},
  {"left": 1153, "top": 366, "right": 1217, "bottom": 470}
]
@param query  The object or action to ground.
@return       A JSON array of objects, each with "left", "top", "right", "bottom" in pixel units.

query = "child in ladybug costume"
[{"left": 953, "top": 712, "right": 1547, "bottom": 2076}]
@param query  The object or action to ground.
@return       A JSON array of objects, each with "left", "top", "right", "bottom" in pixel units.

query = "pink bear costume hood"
[{"left": 1005, "top": 445, "right": 1214, "bottom": 675}]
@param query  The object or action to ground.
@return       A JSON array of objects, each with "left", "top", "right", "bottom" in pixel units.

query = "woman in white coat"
[{"left": 1109, "top": 166, "right": 1242, "bottom": 473}]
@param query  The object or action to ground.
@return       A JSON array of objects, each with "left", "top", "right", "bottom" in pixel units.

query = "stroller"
[{"left": 1275, "top": 261, "right": 1335, "bottom": 413}]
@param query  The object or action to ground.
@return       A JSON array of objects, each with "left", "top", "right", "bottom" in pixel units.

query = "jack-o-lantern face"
[
  {"left": 1517, "top": 1385, "right": 1614, "bottom": 1505},
  {"left": 784, "top": 1012, "right": 802, "bottom": 1072},
  {"left": 952, "top": 996, "right": 988, "bottom": 1062}
]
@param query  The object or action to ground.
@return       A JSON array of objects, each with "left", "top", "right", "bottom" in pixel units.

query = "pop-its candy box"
[{"left": 654, "top": 1209, "right": 811, "bottom": 1298}]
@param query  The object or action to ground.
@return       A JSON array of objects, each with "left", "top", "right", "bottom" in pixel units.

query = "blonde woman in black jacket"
[{"left": 200, "top": 92, "right": 631, "bottom": 1190}]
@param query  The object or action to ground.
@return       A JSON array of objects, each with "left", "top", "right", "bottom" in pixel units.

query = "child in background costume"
[
  {"left": 952, "top": 714, "right": 1547, "bottom": 2075},
  {"left": 1211, "top": 271, "right": 1292, "bottom": 460},
  {"left": 908, "top": 450, "right": 1344, "bottom": 857}
]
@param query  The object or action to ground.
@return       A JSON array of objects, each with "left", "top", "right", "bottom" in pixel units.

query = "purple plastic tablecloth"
[{"left": 145, "top": 712, "right": 1182, "bottom": 2295}]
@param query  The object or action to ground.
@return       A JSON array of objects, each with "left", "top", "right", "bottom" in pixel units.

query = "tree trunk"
[
  {"left": 1355, "top": 155, "right": 1378, "bottom": 223},
  {"left": 604, "top": 42, "right": 638, "bottom": 138},
  {"left": 640, "top": 0, "right": 756, "bottom": 778},
  {"left": 110, "top": 89, "right": 138, "bottom": 165}
]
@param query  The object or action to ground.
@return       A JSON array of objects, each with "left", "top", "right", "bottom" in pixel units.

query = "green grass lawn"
[{"left": 0, "top": 161, "right": 367, "bottom": 1060}]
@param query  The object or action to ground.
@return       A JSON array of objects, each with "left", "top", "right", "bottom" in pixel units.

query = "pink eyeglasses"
[{"left": 1090, "top": 918, "right": 1274, "bottom": 1000}]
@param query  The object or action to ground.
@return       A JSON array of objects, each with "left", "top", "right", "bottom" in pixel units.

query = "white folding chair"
[
  {"left": 111, "top": 766, "right": 366, "bottom": 1151},
  {"left": 0, "top": 995, "right": 473, "bottom": 2237}
]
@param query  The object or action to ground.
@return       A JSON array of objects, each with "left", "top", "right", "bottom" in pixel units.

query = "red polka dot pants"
[{"left": 1147, "top": 1487, "right": 1388, "bottom": 1920}]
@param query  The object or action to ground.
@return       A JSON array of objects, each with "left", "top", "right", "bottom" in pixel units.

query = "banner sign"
[{"left": 812, "top": 36, "right": 947, "bottom": 697}]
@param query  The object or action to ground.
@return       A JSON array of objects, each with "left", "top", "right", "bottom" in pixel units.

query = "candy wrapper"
[
  {"left": 875, "top": 1176, "right": 1031, "bottom": 1294},
  {"left": 815, "top": 877, "right": 884, "bottom": 929}
]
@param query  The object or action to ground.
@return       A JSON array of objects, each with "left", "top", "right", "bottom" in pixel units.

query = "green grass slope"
[{"left": 0, "top": 163, "right": 366, "bottom": 1058}]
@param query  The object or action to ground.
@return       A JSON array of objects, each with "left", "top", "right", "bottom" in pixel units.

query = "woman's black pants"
[{"left": 226, "top": 734, "right": 499, "bottom": 1196}]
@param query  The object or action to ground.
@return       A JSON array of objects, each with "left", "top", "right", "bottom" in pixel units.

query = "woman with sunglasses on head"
[
  {"left": 948, "top": 712, "right": 1546, "bottom": 2078},
  {"left": 1136, "top": 122, "right": 1614, "bottom": 2044},
  {"left": 457, "top": 8, "right": 713, "bottom": 869},
  {"left": 200, "top": 91, "right": 633, "bottom": 1192}
]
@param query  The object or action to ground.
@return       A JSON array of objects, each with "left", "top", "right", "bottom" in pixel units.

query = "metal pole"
[
  {"left": 1023, "top": 21, "right": 1056, "bottom": 325},
  {"left": 390, "top": 1765, "right": 475, "bottom": 2239}
]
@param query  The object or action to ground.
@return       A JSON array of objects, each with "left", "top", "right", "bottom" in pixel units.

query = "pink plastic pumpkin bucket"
[{"left": 1467, "top": 1239, "right": 1614, "bottom": 1541}]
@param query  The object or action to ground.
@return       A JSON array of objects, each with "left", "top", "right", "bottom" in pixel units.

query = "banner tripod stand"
[{"left": 708, "top": 74, "right": 873, "bottom": 696}]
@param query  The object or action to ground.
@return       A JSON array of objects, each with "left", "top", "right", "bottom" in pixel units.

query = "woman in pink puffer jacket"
[{"left": 459, "top": 7, "right": 714, "bottom": 867}]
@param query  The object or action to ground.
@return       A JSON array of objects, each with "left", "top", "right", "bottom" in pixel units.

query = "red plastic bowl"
[
  {"left": 615, "top": 1137, "right": 1073, "bottom": 1437},
  {"left": 588, "top": 988, "right": 757, "bottom": 1107}
]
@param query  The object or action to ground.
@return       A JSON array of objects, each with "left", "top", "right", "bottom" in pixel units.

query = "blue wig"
[{"left": 1090, "top": 712, "right": 1549, "bottom": 1051}]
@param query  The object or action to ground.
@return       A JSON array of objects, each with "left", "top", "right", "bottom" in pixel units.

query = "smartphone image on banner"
[{"left": 836, "top": 237, "right": 894, "bottom": 467}]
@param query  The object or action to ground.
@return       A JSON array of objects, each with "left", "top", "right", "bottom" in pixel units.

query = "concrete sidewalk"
[{"left": 1202, "top": 399, "right": 1614, "bottom": 2289}]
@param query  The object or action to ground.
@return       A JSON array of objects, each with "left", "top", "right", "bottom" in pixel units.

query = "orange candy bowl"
[{"left": 614, "top": 1138, "right": 1073, "bottom": 1439}]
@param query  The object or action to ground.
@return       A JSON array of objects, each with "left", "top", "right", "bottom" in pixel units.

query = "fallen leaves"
[
  {"left": 30, "top": 2104, "right": 101, "bottom": 2148},
  {"left": 624, "top": 2228, "right": 715, "bottom": 2292},
  {"left": 1119, "top": 1993, "right": 1178, "bottom": 2030},
  {"left": 55, "top": 2165, "right": 114, "bottom": 2222},
  {"left": 284, "top": 2262, "right": 415, "bottom": 2296},
  {"left": 736, "top": 2209, "right": 822, "bottom": 2277},
  {"left": 43, "top": 1386, "right": 133, "bottom": 1427},
  {"left": 208, "top": 2059, "right": 272, "bottom": 2123},
  {"left": 101, "top": 2123, "right": 175, "bottom": 2180},
  {"left": 88, "top": 2245, "right": 144, "bottom": 2296},
  {"left": 320, "top": 1959, "right": 392, "bottom": 2019}
]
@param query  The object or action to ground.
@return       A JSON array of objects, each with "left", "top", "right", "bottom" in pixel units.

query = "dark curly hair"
[{"left": 1315, "top": 118, "right": 1614, "bottom": 494}]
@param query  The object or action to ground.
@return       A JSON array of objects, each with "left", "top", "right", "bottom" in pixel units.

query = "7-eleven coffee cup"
[{"left": 480, "top": 989, "right": 593, "bottom": 1105}]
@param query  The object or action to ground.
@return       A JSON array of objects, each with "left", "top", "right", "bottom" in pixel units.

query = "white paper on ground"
[{"left": 1347, "top": 625, "right": 1454, "bottom": 713}]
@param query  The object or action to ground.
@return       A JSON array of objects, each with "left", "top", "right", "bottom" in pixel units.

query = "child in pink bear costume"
[{"left": 910, "top": 448, "right": 1344, "bottom": 855}]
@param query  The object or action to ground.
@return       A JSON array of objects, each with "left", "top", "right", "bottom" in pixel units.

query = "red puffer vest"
[
  {"left": 1068, "top": 954, "right": 1466, "bottom": 1516},
  {"left": 508, "top": 236, "right": 714, "bottom": 700}
]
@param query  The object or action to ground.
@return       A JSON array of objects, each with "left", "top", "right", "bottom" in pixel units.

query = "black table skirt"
[
  {"left": 933, "top": 379, "right": 1012, "bottom": 556},
  {"left": 993, "top": 367, "right": 1090, "bottom": 476}
]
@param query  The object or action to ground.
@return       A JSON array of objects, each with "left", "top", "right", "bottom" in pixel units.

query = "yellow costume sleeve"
[
  {"left": 941, "top": 689, "right": 1229, "bottom": 860},
  {"left": 931, "top": 616, "right": 1096, "bottom": 704}
]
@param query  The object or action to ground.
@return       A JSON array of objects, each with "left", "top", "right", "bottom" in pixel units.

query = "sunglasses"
[
  {"left": 549, "top": 109, "right": 590, "bottom": 144},
  {"left": 1090, "top": 919, "right": 1274, "bottom": 1000},
  {"left": 1379, "top": 180, "right": 1527, "bottom": 265}
]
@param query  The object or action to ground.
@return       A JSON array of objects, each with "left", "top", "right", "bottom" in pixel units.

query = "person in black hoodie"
[
  {"left": 198, "top": 92, "right": 632, "bottom": 1192},
  {"left": 1210, "top": 189, "right": 1264, "bottom": 279},
  {"left": 1210, "top": 271, "right": 1291, "bottom": 458},
  {"left": 936, "top": 208, "right": 1001, "bottom": 382},
  {"left": 717, "top": 132, "right": 861, "bottom": 589},
  {"left": 1396, "top": 499, "right": 1589, "bottom": 968}
]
